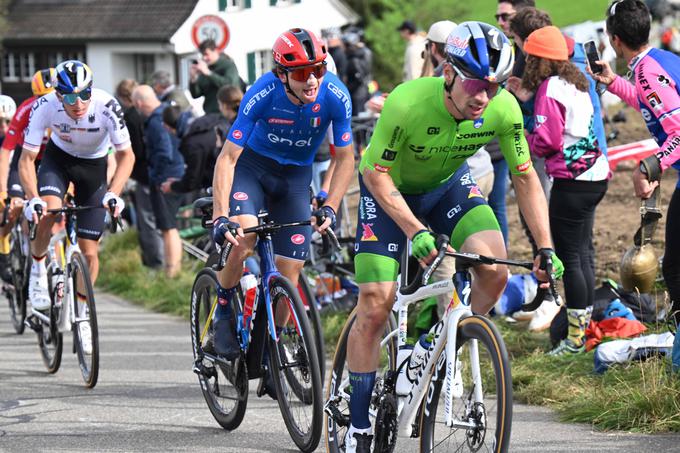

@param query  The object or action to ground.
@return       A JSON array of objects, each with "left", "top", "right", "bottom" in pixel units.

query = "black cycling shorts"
[{"left": 38, "top": 140, "right": 107, "bottom": 240}]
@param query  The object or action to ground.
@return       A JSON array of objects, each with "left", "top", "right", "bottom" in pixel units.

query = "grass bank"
[{"left": 99, "top": 231, "right": 680, "bottom": 433}]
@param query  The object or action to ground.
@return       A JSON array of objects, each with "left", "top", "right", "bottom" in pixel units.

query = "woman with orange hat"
[{"left": 522, "top": 26, "right": 611, "bottom": 356}]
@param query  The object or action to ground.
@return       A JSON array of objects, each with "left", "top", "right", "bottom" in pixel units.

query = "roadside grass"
[{"left": 99, "top": 231, "right": 680, "bottom": 433}]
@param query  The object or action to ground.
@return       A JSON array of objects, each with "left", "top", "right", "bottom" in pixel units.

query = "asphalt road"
[{"left": 1, "top": 293, "right": 678, "bottom": 452}]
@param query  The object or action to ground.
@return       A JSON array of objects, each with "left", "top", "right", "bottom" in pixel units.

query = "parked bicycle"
[
  {"left": 190, "top": 196, "right": 336, "bottom": 452},
  {"left": 325, "top": 234, "right": 557, "bottom": 452},
  {"left": 28, "top": 200, "right": 121, "bottom": 388},
  {"left": 1, "top": 198, "right": 30, "bottom": 334}
]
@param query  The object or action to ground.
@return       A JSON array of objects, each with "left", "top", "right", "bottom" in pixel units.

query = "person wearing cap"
[
  {"left": 423, "top": 20, "right": 457, "bottom": 77},
  {"left": 522, "top": 25, "right": 610, "bottom": 356},
  {"left": 397, "top": 20, "right": 426, "bottom": 81}
]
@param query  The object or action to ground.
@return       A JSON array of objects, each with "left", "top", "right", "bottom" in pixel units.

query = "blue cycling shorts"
[{"left": 229, "top": 149, "right": 312, "bottom": 261}]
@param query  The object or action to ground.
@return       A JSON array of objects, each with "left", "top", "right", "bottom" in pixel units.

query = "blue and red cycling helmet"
[{"left": 445, "top": 21, "right": 514, "bottom": 83}]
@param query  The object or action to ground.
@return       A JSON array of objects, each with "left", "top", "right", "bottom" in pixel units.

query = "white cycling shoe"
[
  {"left": 345, "top": 425, "right": 373, "bottom": 453},
  {"left": 28, "top": 260, "right": 51, "bottom": 311}
]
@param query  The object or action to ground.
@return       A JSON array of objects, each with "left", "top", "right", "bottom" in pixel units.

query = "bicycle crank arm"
[{"left": 324, "top": 397, "right": 350, "bottom": 427}]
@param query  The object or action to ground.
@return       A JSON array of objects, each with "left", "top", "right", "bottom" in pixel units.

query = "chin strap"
[
  {"left": 444, "top": 74, "right": 465, "bottom": 118},
  {"left": 283, "top": 73, "right": 305, "bottom": 106}
]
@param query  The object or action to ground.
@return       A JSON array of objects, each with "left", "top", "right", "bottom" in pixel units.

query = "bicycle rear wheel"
[
  {"left": 7, "top": 225, "right": 28, "bottom": 334},
  {"left": 297, "top": 272, "right": 326, "bottom": 382},
  {"left": 267, "top": 275, "right": 323, "bottom": 453},
  {"left": 419, "top": 315, "right": 512, "bottom": 453},
  {"left": 325, "top": 308, "right": 398, "bottom": 453},
  {"left": 190, "top": 268, "right": 248, "bottom": 431},
  {"left": 71, "top": 251, "right": 99, "bottom": 388}
]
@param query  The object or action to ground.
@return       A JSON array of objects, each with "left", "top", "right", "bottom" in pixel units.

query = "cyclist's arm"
[
  {"left": 0, "top": 146, "right": 10, "bottom": 194},
  {"left": 323, "top": 143, "right": 353, "bottom": 213},
  {"left": 108, "top": 147, "right": 135, "bottom": 195},
  {"left": 363, "top": 166, "right": 426, "bottom": 239},
  {"left": 497, "top": 93, "right": 552, "bottom": 250},
  {"left": 212, "top": 139, "right": 244, "bottom": 220},
  {"left": 18, "top": 147, "right": 39, "bottom": 200},
  {"left": 511, "top": 171, "right": 552, "bottom": 249}
]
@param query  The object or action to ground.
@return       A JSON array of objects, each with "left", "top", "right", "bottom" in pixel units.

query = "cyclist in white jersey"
[{"left": 19, "top": 60, "right": 134, "bottom": 311}]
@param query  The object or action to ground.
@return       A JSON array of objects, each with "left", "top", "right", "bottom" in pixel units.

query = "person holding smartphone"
[{"left": 589, "top": 0, "right": 680, "bottom": 371}]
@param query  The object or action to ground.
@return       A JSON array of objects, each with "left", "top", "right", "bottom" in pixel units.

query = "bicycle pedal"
[
  {"left": 192, "top": 359, "right": 216, "bottom": 378},
  {"left": 24, "top": 315, "right": 41, "bottom": 332}
]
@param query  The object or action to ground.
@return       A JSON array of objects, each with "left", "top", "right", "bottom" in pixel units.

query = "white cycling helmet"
[{"left": 0, "top": 95, "right": 17, "bottom": 119}]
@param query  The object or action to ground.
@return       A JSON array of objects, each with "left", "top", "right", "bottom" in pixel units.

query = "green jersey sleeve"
[
  {"left": 359, "top": 91, "right": 409, "bottom": 175},
  {"left": 496, "top": 91, "right": 532, "bottom": 175}
]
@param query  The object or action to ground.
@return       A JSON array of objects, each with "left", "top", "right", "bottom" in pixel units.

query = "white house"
[{"left": 1, "top": 0, "right": 358, "bottom": 102}]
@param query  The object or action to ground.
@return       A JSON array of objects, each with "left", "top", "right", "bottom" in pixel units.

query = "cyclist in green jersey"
[{"left": 343, "top": 22, "right": 564, "bottom": 451}]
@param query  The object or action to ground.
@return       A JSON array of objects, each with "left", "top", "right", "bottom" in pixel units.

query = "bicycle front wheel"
[
  {"left": 267, "top": 275, "right": 323, "bottom": 453},
  {"left": 37, "top": 264, "right": 63, "bottom": 374},
  {"left": 325, "top": 308, "right": 398, "bottom": 453},
  {"left": 71, "top": 251, "right": 99, "bottom": 388},
  {"left": 7, "top": 225, "right": 28, "bottom": 334},
  {"left": 419, "top": 315, "right": 512, "bottom": 453},
  {"left": 190, "top": 268, "right": 248, "bottom": 431},
  {"left": 297, "top": 271, "right": 325, "bottom": 382}
]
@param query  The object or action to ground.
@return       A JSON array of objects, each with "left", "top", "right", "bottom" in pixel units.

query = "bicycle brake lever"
[
  {"left": 422, "top": 235, "right": 450, "bottom": 285},
  {"left": 326, "top": 227, "right": 341, "bottom": 251}
]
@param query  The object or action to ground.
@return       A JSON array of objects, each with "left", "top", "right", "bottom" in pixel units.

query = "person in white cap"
[{"left": 425, "top": 20, "right": 458, "bottom": 76}]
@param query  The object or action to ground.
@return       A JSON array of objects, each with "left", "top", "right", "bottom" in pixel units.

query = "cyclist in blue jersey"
[{"left": 210, "top": 29, "right": 355, "bottom": 365}]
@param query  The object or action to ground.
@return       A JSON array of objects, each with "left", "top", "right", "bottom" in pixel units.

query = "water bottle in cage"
[
  {"left": 240, "top": 272, "right": 258, "bottom": 330},
  {"left": 396, "top": 333, "right": 432, "bottom": 395}
]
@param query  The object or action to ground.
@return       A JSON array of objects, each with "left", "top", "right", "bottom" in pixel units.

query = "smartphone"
[
  {"left": 584, "top": 40, "right": 603, "bottom": 74},
  {"left": 191, "top": 59, "right": 198, "bottom": 65}
]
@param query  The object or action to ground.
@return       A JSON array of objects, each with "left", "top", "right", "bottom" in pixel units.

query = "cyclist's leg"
[
  {"left": 426, "top": 164, "right": 507, "bottom": 315},
  {"left": 212, "top": 151, "right": 264, "bottom": 358},
  {"left": 70, "top": 152, "right": 108, "bottom": 284},
  {"left": 346, "top": 175, "right": 405, "bottom": 441}
]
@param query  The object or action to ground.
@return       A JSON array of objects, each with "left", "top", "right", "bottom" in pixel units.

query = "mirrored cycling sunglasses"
[
  {"left": 452, "top": 65, "right": 501, "bottom": 99},
  {"left": 285, "top": 62, "right": 328, "bottom": 82},
  {"left": 61, "top": 90, "right": 92, "bottom": 105}
]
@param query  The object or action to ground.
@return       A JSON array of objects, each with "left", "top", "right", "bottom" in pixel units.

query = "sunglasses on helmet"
[
  {"left": 284, "top": 62, "right": 328, "bottom": 82},
  {"left": 451, "top": 64, "right": 502, "bottom": 99},
  {"left": 60, "top": 90, "right": 92, "bottom": 106}
]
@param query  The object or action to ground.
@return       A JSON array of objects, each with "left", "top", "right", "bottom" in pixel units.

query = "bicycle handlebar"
[
  {"left": 28, "top": 204, "right": 43, "bottom": 241},
  {"left": 399, "top": 234, "right": 560, "bottom": 311},
  {"left": 0, "top": 196, "right": 10, "bottom": 227},
  {"left": 212, "top": 219, "right": 341, "bottom": 272}
]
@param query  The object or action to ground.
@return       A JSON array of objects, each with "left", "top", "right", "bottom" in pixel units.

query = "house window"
[
  {"left": 219, "top": 0, "right": 247, "bottom": 10},
  {"left": 2, "top": 52, "right": 36, "bottom": 82},
  {"left": 271, "top": 0, "right": 301, "bottom": 5},
  {"left": 247, "top": 50, "right": 273, "bottom": 84},
  {"left": 47, "top": 51, "right": 85, "bottom": 68},
  {"left": 134, "top": 54, "right": 155, "bottom": 84}
]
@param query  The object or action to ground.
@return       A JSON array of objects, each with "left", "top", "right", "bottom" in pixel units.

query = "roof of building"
[{"left": 4, "top": 0, "right": 199, "bottom": 44}]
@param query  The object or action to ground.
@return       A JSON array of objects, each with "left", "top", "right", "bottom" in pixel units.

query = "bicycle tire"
[
  {"left": 297, "top": 272, "right": 326, "bottom": 383},
  {"left": 7, "top": 225, "right": 28, "bottom": 334},
  {"left": 267, "top": 275, "right": 323, "bottom": 453},
  {"left": 419, "top": 315, "right": 512, "bottom": 453},
  {"left": 325, "top": 307, "right": 398, "bottom": 453},
  {"left": 71, "top": 251, "right": 99, "bottom": 388},
  {"left": 190, "top": 268, "right": 248, "bottom": 431},
  {"left": 38, "top": 263, "right": 63, "bottom": 373}
]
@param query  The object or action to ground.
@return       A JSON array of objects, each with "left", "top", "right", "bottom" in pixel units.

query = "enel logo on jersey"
[{"left": 267, "top": 133, "right": 312, "bottom": 147}]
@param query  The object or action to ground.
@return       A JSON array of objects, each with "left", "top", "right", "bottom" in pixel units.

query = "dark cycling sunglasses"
[
  {"left": 285, "top": 62, "right": 328, "bottom": 82},
  {"left": 61, "top": 90, "right": 92, "bottom": 106},
  {"left": 495, "top": 12, "right": 514, "bottom": 22},
  {"left": 0, "top": 118, "right": 10, "bottom": 126}
]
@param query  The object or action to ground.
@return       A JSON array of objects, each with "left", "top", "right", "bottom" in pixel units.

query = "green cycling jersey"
[{"left": 359, "top": 77, "right": 532, "bottom": 194}]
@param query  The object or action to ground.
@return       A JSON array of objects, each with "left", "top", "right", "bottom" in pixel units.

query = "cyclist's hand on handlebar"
[
  {"left": 212, "top": 216, "right": 242, "bottom": 247},
  {"left": 312, "top": 205, "right": 336, "bottom": 232},
  {"left": 24, "top": 197, "right": 46, "bottom": 222},
  {"left": 533, "top": 248, "right": 563, "bottom": 288},
  {"left": 102, "top": 191, "right": 125, "bottom": 217},
  {"left": 411, "top": 229, "right": 438, "bottom": 264}
]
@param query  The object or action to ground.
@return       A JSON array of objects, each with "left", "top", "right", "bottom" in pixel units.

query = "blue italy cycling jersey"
[{"left": 227, "top": 71, "right": 353, "bottom": 166}]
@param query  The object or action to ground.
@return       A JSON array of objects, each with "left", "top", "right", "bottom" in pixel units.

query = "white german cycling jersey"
[{"left": 23, "top": 88, "right": 131, "bottom": 159}]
